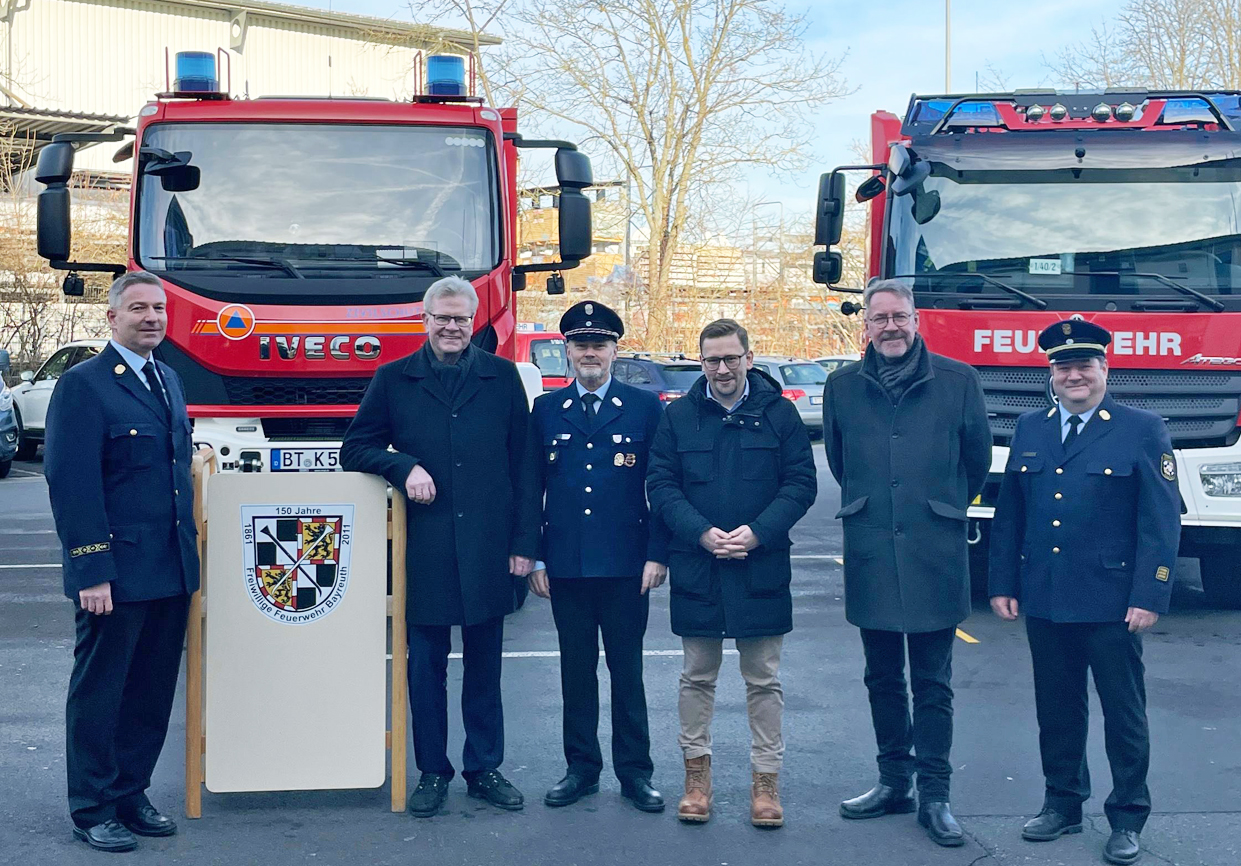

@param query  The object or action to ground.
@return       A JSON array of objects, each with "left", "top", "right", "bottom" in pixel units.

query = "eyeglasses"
[
  {"left": 702, "top": 355, "right": 744, "bottom": 370},
  {"left": 427, "top": 314, "right": 474, "bottom": 327},
  {"left": 865, "top": 312, "right": 912, "bottom": 327}
]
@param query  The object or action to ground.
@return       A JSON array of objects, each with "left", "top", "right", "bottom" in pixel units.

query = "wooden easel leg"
[{"left": 390, "top": 496, "right": 408, "bottom": 813}]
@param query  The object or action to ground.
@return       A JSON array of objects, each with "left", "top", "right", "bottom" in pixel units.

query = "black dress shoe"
[
  {"left": 544, "top": 774, "right": 599, "bottom": 807},
  {"left": 620, "top": 779, "right": 666, "bottom": 813},
  {"left": 73, "top": 819, "right": 138, "bottom": 852},
  {"left": 1021, "top": 807, "right": 1084, "bottom": 841},
  {"left": 467, "top": 769, "right": 524, "bottom": 811},
  {"left": 408, "top": 772, "right": 451, "bottom": 818},
  {"left": 839, "top": 782, "right": 916, "bottom": 819},
  {"left": 1104, "top": 830, "right": 1141, "bottom": 865},
  {"left": 918, "top": 801, "right": 965, "bottom": 847},
  {"left": 118, "top": 804, "right": 177, "bottom": 838}
]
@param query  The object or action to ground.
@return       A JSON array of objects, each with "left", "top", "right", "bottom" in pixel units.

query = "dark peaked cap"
[
  {"left": 559, "top": 300, "right": 624, "bottom": 341},
  {"left": 1038, "top": 319, "right": 1111, "bottom": 363}
]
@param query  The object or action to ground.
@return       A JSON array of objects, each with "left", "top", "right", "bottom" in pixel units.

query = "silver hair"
[
  {"left": 108, "top": 271, "right": 165, "bottom": 310},
  {"left": 863, "top": 278, "right": 915, "bottom": 311},
  {"left": 423, "top": 275, "right": 479, "bottom": 314}
]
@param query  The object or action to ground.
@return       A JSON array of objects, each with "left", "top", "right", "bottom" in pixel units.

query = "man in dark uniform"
[
  {"left": 990, "top": 319, "right": 1180, "bottom": 866},
  {"left": 45, "top": 271, "right": 199, "bottom": 852},
  {"left": 341, "top": 276, "right": 539, "bottom": 818},
  {"left": 527, "top": 301, "right": 668, "bottom": 813}
]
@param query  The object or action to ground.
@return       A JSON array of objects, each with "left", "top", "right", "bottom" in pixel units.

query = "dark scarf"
[
  {"left": 428, "top": 342, "right": 473, "bottom": 399},
  {"left": 874, "top": 335, "right": 926, "bottom": 404}
]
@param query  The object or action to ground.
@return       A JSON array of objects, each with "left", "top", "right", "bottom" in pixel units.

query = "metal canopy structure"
[{"left": 0, "top": 105, "right": 129, "bottom": 181}]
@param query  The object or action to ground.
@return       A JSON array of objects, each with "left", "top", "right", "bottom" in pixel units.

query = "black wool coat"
[
  {"left": 647, "top": 370, "right": 818, "bottom": 638},
  {"left": 823, "top": 344, "right": 992, "bottom": 633},
  {"left": 340, "top": 345, "right": 540, "bottom": 626}
]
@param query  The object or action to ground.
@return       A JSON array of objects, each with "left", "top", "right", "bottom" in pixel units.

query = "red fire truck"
[
  {"left": 514, "top": 323, "right": 572, "bottom": 391},
  {"left": 813, "top": 90, "right": 1241, "bottom": 608},
  {"left": 34, "top": 51, "right": 591, "bottom": 473}
]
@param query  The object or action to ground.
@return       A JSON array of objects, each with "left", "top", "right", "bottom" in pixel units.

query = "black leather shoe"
[
  {"left": 918, "top": 801, "right": 965, "bottom": 847},
  {"left": 467, "top": 769, "right": 524, "bottom": 811},
  {"left": 1022, "top": 807, "right": 1084, "bottom": 841},
  {"left": 408, "top": 773, "right": 451, "bottom": 818},
  {"left": 72, "top": 819, "right": 138, "bottom": 852},
  {"left": 1104, "top": 830, "right": 1142, "bottom": 865},
  {"left": 839, "top": 782, "right": 916, "bottom": 819},
  {"left": 118, "top": 804, "right": 176, "bottom": 838},
  {"left": 544, "top": 774, "right": 599, "bottom": 807},
  {"left": 620, "top": 779, "right": 666, "bottom": 813}
]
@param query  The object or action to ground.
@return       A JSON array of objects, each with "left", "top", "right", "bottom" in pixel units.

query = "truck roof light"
[
  {"left": 1092, "top": 102, "right": 1113, "bottom": 122},
  {"left": 1049, "top": 103, "right": 1069, "bottom": 121},
  {"left": 1025, "top": 104, "right": 1046, "bottom": 122},
  {"left": 1115, "top": 101, "right": 1136, "bottom": 121},
  {"left": 426, "top": 55, "right": 466, "bottom": 97},
  {"left": 174, "top": 51, "right": 218, "bottom": 93}
]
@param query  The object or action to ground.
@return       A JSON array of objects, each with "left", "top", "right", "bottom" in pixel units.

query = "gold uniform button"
[
  {"left": 1055, "top": 493, "right": 1063, "bottom": 500},
  {"left": 1053, "top": 547, "right": 1061, "bottom": 554},
  {"left": 1055, "top": 468, "right": 1064, "bottom": 475},
  {"left": 585, "top": 486, "right": 592, "bottom": 493},
  {"left": 1052, "top": 520, "right": 1061, "bottom": 527},
  {"left": 586, "top": 464, "right": 592, "bottom": 471},
  {"left": 1104, "top": 468, "right": 1113, "bottom": 475},
  {"left": 584, "top": 509, "right": 592, "bottom": 516}
]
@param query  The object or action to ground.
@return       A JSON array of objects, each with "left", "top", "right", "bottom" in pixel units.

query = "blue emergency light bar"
[
  {"left": 426, "top": 55, "right": 466, "bottom": 97},
  {"left": 173, "top": 51, "right": 218, "bottom": 93}
]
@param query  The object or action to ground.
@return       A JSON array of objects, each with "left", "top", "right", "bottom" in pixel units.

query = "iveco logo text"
[
  {"left": 258, "top": 335, "right": 381, "bottom": 361},
  {"left": 973, "top": 330, "right": 1182, "bottom": 356}
]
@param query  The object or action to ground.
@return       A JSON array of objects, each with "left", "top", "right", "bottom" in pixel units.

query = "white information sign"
[{"left": 205, "top": 473, "right": 388, "bottom": 793}]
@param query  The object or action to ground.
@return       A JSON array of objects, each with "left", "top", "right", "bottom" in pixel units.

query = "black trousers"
[
  {"left": 407, "top": 615, "right": 504, "bottom": 780},
  {"left": 859, "top": 627, "right": 955, "bottom": 800},
  {"left": 66, "top": 595, "right": 190, "bottom": 828},
  {"left": 1026, "top": 616, "right": 1151, "bottom": 832},
  {"left": 549, "top": 576, "right": 652, "bottom": 784}
]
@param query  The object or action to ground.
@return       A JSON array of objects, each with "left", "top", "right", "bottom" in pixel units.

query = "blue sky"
[{"left": 307, "top": 0, "right": 1130, "bottom": 213}]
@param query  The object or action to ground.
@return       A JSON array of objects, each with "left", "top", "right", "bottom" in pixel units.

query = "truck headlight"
[{"left": 1200, "top": 462, "right": 1241, "bottom": 497}]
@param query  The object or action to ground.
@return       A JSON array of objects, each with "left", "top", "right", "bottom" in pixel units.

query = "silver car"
[{"left": 751, "top": 356, "right": 827, "bottom": 434}]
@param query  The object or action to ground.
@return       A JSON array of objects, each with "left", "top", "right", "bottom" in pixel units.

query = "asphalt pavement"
[{"left": 1, "top": 446, "right": 1238, "bottom": 866}]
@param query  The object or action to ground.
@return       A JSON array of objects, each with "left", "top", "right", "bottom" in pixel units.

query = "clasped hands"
[{"left": 700, "top": 525, "right": 758, "bottom": 559}]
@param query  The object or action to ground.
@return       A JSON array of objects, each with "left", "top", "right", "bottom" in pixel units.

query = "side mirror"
[
  {"left": 35, "top": 142, "right": 76, "bottom": 263},
  {"left": 556, "top": 189, "right": 592, "bottom": 262},
  {"left": 912, "top": 188, "right": 941, "bottom": 225},
  {"left": 35, "top": 141, "right": 75, "bottom": 185},
  {"left": 891, "top": 161, "right": 930, "bottom": 197},
  {"left": 855, "top": 174, "right": 887, "bottom": 202},
  {"left": 0, "top": 349, "right": 10, "bottom": 374},
  {"left": 554, "top": 149, "right": 593, "bottom": 190},
  {"left": 20, "top": 370, "right": 34, "bottom": 383},
  {"left": 142, "top": 148, "right": 201, "bottom": 192},
  {"left": 546, "top": 273, "right": 566, "bottom": 295},
  {"left": 814, "top": 172, "right": 846, "bottom": 246},
  {"left": 813, "top": 250, "right": 843, "bottom": 285},
  {"left": 159, "top": 164, "right": 201, "bottom": 192}
]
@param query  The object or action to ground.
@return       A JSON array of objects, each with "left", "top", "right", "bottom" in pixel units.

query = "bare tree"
[{"left": 1048, "top": 0, "right": 1241, "bottom": 90}]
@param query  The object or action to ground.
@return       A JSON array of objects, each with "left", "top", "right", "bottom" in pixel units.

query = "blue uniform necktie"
[
  {"left": 142, "top": 360, "right": 171, "bottom": 421},
  {"left": 581, "top": 392, "right": 600, "bottom": 429},
  {"left": 1064, "top": 414, "right": 1082, "bottom": 447}
]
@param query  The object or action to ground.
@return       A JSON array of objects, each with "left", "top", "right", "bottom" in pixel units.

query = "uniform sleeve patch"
[
  {"left": 1160, "top": 453, "right": 1176, "bottom": 482},
  {"left": 1155, "top": 565, "right": 1170, "bottom": 582},
  {"left": 70, "top": 542, "right": 111, "bottom": 558}
]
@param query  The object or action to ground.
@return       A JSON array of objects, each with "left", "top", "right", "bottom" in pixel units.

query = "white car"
[{"left": 11, "top": 339, "right": 107, "bottom": 460}]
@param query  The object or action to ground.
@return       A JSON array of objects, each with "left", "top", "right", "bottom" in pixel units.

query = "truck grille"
[
  {"left": 222, "top": 377, "right": 371, "bottom": 406},
  {"left": 978, "top": 367, "right": 1241, "bottom": 448}
]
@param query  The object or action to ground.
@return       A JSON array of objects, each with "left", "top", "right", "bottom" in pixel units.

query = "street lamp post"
[{"left": 945, "top": 0, "right": 952, "bottom": 91}]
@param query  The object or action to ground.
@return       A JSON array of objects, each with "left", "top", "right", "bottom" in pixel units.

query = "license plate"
[
  {"left": 271, "top": 448, "right": 340, "bottom": 472},
  {"left": 809, "top": 396, "right": 823, "bottom": 405}
]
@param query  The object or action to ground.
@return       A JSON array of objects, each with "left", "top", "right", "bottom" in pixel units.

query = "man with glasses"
[
  {"left": 342, "top": 275, "right": 540, "bottom": 818},
  {"left": 648, "top": 319, "right": 817, "bottom": 827},
  {"left": 823, "top": 279, "right": 991, "bottom": 847}
]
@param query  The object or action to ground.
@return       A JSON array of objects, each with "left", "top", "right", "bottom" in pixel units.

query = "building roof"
[
  {"left": 0, "top": 106, "right": 130, "bottom": 179},
  {"left": 167, "top": 0, "right": 501, "bottom": 46}
]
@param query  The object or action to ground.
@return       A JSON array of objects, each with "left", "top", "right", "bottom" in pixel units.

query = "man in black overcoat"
[{"left": 341, "top": 276, "right": 540, "bottom": 817}]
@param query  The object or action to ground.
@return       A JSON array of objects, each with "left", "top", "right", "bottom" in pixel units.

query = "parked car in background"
[
  {"left": 750, "top": 356, "right": 827, "bottom": 435},
  {"left": 11, "top": 340, "right": 107, "bottom": 460},
  {"left": 611, "top": 353, "right": 703, "bottom": 406},
  {"left": 515, "top": 324, "right": 572, "bottom": 391},
  {"left": 0, "top": 350, "right": 16, "bottom": 478},
  {"left": 814, "top": 352, "right": 861, "bottom": 374}
]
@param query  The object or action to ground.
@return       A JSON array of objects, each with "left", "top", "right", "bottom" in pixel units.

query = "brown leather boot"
[
  {"left": 751, "top": 772, "right": 783, "bottom": 827},
  {"left": 677, "top": 755, "right": 712, "bottom": 822}
]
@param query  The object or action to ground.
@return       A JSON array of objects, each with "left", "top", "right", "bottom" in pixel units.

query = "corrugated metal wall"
[{"left": 3, "top": 0, "right": 425, "bottom": 171}]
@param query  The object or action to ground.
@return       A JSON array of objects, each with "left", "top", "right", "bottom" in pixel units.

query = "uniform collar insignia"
[
  {"left": 1098, "top": 409, "right": 1111, "bottom": 421},
  {"left": 114, "top": 364, "right": 126, "bottom": 375},
  {"left": 611, "top": 396, "right": 622, "bottom": 407},
  {"left": 1046, "top": 407, "right": 1056, "bottom": 418},
  {"left": 562, "top": 398, "right": 574, "bottom": 409}
]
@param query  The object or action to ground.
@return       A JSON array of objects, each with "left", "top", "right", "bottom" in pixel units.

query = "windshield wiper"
[
  {"left": 373, "top": 257, "right": 446, "bottom": 276},
  {"left": 149, "top": 254, "right": 304, "bottom": 279},
  {"left": 1061, "top": 271, "right": 1224, "bottom": 312},
  {"left": 890, "top": 273, "right": 1048, "bottom": 310}
]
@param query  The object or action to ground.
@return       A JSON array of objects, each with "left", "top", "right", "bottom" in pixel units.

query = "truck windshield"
[
  {"left": 887, "top": 160, "right": 1241, "bottom": 296},
  {"left": 136, "top": 123, "right": 499, "bottom": 276},
  {"left": 530, "top": 339, "right": 568, "bottom": 376}
]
